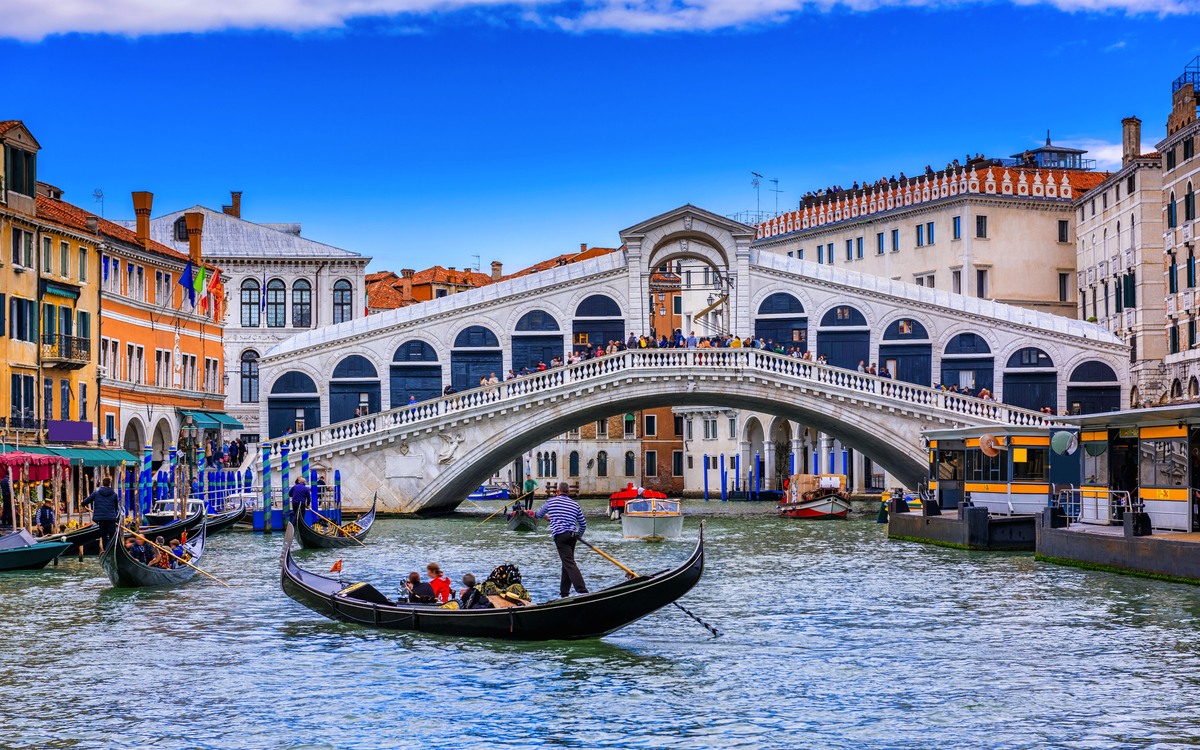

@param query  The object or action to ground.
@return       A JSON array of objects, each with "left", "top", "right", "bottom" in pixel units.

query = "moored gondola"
[
  {"left": 280, "top": 521, "right": 705, "bottom": 641},
  {"left": 294, "top": 497, "right": 375, "bottom": 549},
  {"left": 40, "top": 523, "right": 105, "bottom": 556},
  {"left": 139, "top": 506, "right": 205, "bottom": 540},
  {"left": 0, "top": 530, "right": 72, "bottom": 571},
  {"left": 204, "top": 498, "right": 247, "bottom": 536},
  {"left": 99, "top": 515, "right": 207, "bottom": 588}
]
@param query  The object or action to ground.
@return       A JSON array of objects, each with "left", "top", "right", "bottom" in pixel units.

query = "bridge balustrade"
[{"left": 265, "top": 349, "right": 1055, "bottom": 457}]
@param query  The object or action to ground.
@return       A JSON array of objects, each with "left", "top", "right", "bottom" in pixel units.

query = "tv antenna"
[
  {"left": 93, "top": 189, "right": 104, "bottom": 218},
  {"left": 751, "top": 172, "right": 762, "bottom": 217},
  {"left": 769, "top": 179, "right": 784, "bottom": 215}
]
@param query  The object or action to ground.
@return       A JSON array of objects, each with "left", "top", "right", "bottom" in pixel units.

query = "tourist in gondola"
[
  {"left": 127, "top": 535, "right": 154, "bottom": 565},
  {"left": 170, "top": 538, "right": 188, "bottom": 564},
  {"left": 81, "top": 477, "right": 120, "bottom": 548},
  {"left": 405, "top": 571, "right": 437, "bottom": 603},
  {"left": 35, "top": 498, "right": 55, "bottom": 537},
  {"left": 288, "top": 477, "right": 311, "bottom": 520},
  {"left": 427, "top": 563, "right": 452, "bottom": 603},
  {"left": 150, "top": 536, "right": 172, "bottom": 569},
  {"left": 534, "top": 482, "right": 589, "bottom": 599}
]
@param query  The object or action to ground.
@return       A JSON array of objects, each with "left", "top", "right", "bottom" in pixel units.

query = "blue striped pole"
[
  {"left": 790, "top": 450, "right": 795, "bottom": 477},
  {"left": 735, "top": 453, "right": 741, "bottom": 492},
  {"left": 301, "top": 451, "right": 310, "bottom": 492},
  {"left": 262, "top": 442, "right": 272, "bottom": 533},
  {"left": 169, "top": 444, "right": 177, "bottom": 504},
  {"left": 334, "top": 470, "right": 341, "bottom": 524},
  {"left": 719, "top": 453, "right": 726, "bottom": 501},
  {"left": 244, "top": 467, "right": 252, "bottom": 494},
  {"left": 702, "top": 454, "right": 709, "bottom": 502},
  {"left": 310, "top": 469, "right": 319, "bottom": 517},
  {"left": 280, "top": 446, "right": 290, "bottom": 521},
  {"left": 141, "top": 444, "right": 152, "bottom": 522}
]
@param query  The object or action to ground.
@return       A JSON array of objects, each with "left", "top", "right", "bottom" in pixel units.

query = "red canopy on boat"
[
  {"left": 0, "top": 451, "right": 70, "bottom": 482},
  {"left": 609, "top": 483, "right": 668, "bottom": 500}
]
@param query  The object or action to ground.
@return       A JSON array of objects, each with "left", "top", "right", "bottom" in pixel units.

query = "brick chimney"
[
  {"left": 184, "top": 212, "right": 205, "bottom": 265},
  {"left": 1122, "top": 117, "right": 1142, "bottom": 166},
  {"left": 491, "top": 260, "right": 503, "bottom": 280},
  {"left": 132, "top": 191, "right": 153, "bottom": 246},
  {"left": 222, "top": 191, "right": 242, "bottom": 218},
  {"left": 400, "top": 269, "right": 414, "bottom": 304},
  {"left": 580, "top": 243, "right": 587, "bottom": 254}
]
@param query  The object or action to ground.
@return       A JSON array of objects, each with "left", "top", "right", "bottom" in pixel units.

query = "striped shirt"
[{"left": 534, "top": 495, "right": 587, "bottom": 537}]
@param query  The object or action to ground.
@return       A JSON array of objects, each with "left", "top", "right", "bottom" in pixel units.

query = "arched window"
[
  {"left": 597, "top": 451, "right": 608, "bottom": 477},
  {"left": 240, "top": 279, "right": 260, "bottom": 328},
  {"left": 819, "top": 305, "right": 867, "bottom": 327},
  {"left": 333, "top": 279, "right": 354, "bottom": 324},
  {"left": 265, "top": 279, "right": 286, "bottom": 328},
  {"left": 569, "top": 451, "right": 580, "bottom": 477},
  {"left": 332, "top": 354, "right": 378, "bottom": 380},
  {"left": 174, "top": 217, "right": 189, "bottom": 242},
  {"left": 536, "top": 452, "right": 544, "bottom": 477},
  {"left": 624, "top": 450, "right": 636, "bottom": 477},
  {"left": 550, "top": 451, "right": 557, "bottom": 477},
  {"left": 1006, "top": 348, "right": 1053, "bottom": 368},
  {"left": 1169, "top": 191, "right": 1177, "bottom": 228},
  {"left": 515, "top": 310, "right": 560, "bottom": 331},
  {"left": 454, "top": 326, "right": 500, "bottom": 348},
  {"left": 1191, "top": 377, "right": 1199, "bottom": 398},
  {"left": 575, "top": 295, "right": 621, "bottom": 317},
  {"left": 292, "top": 279, "right": 312, "bottom": 328},
  {"left": 757, "top": 293, "right": 805, "bottom": 315},
  {"left": 1188, "top": 182, "right": 1196, "bottom": 221},
  {"left": 240, "top": 350, "right": 259, "bottom": 403},
  {"left": 1172, "top": 379, "right": 1183, "bottom": 399}
]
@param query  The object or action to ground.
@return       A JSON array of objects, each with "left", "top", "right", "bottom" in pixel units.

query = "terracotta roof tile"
[
  {"left": 1068, "top": 171, "right": 1114, "bottom": 194},
  {"left": 0, "top": 120, "right": 20, "bottom": 136},
  {"left": 499, "top": 247, "right": 621, "bottom": 282},
  {"left": 367, "top": 281, "right": 407, "bottom": 311}
]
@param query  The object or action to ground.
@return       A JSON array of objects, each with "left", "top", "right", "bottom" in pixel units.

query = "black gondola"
[
  {"left": 204, "top": 498, "right": 247, "bottom": 536},
  {"left": 99, "top": 515, "right": 207, "bottom": 588},
  {"left": 506, "top": 506, "right": 538, "bottom": 532},
  {"left": 40, "top": 523, "right": 104, "bottom": 556},
  {"left": 280, "top": 521, "right": 705, "bottom": 641},
  {"left": 294, "top": 497, "right": 375, "bottom": 549},
  {"left": 139, "top": 506, "right": 205, "bottom": 539}
]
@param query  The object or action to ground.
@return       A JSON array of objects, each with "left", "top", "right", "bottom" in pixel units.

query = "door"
[
  {"left": 1004, "top": 372, "right": 1057, "bottom": 411},
  {"left": 817, "top": 331, "right": 869, "bottom": 370},
  {"left": 754, "top": 318, "right": 808, "bottom": 352},
  {"left": 878, "top": 344, "right": 931, "bottom": 385},
  {"left": 572, "top": 321, "right": 625, "bottom": 352},
  {"left": 451, "top": 351, "right": 503, "bottom": 390},
  {"left": 330, "top": 381, "right": 380, "bottom": 423},
  {"left": 390, "top": 365, "right": 442, "bottom": 407},
  {"left": 1065, "top": 386, "right": 1120, "bottom": 414},
  {"left": 512, "top": 335, "right": 563, "bottom": 372},
  {"left": 940, "top": 357, "right": 994, "bottom": 394},
  {"left": 267, "top": 398, "right": 319, "bottom": 439}
]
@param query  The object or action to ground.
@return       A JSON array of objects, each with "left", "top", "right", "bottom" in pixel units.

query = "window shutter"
[
  {"left": 29, "top": 300, "right": 37, "bottom": 342},
  {"left": 0, "top": 293, "right": 6, "bottom": 337}
]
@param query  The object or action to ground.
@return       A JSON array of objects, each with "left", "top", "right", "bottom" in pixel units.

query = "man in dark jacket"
[
  {"left": 35, "top": 498, "right": 55, "bottom": 537},
  {"left": 81, "top": 477, "right": 120, "bottom": 547},
  {"left": 288, "top": 477, "right": 311, "bottom": 519}
]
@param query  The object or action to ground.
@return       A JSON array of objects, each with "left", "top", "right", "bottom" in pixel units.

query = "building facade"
[
  {"left": 1073, "top": 117, "right": 1165, "bottom": 408},
  {"left": 134, "top": 193, "right": 369, "bottom": 444}
]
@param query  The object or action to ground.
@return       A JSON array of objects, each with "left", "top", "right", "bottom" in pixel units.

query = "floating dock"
[
  {"left": 1036, "top": 508, "right": 1200, "bottom": 584},
  {"left": 888, "top": 503, "right": 1036, "bottom": 550}
]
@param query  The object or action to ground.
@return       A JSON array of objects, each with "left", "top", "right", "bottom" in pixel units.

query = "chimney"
[
  {"left": 184, "top": 212, "right": 205, "bottom": 265},
  {"left": 400, "top": 269, "right": 414, "bottom": 304},
  {"left": 86, "top": 216, "right": 98, "bottom": 233},
  {"left": 222, "top": 191, "right": 242, "bottom": 218},
  {"left": 1122, "top": 117, "right": 1142, "bottom": 166},
  {"left": 580, "top": 243, "right": 587, "bottom": 254},
  {"left": 491, "top": 260, "right": 502, "bottom": 280},
  {"left": 448, "top": 266, "right": 455, "bottom": 271},
  {"left": 132, "top": 191, "right": 153, "bottom": 246}
]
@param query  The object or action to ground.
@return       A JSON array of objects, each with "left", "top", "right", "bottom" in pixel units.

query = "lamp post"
[
  {"left": 222, "top": 372, "right": 230, "bottom": 396},
  {"left": 183, "top": 414, "right": 198, "bottom": 491}
]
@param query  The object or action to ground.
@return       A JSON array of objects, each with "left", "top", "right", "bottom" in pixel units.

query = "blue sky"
[{"left": 4, "top": 1, "right": 1199, "bottom": 273}]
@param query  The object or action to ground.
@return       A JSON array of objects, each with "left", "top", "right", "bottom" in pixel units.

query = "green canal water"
[{"left": 3, "top": 500, "right": 1200, "bottom": 749}]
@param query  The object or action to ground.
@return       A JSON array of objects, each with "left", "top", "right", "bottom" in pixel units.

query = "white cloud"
[
  {"left": 1050, "top": 137, "right": 1161, "bottom": 170},
  {"left": 1, "top": 0, "right": 1197, "bottom": 41}
]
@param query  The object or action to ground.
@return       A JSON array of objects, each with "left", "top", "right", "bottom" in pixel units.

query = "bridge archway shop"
[
  {"left": 451, "top": 326, "right": 503, "bottom": 391},
  {"left": 268, "top": 371, "right": 320, "bottom": 439},
  {"left": 754, "top": 293, "right": 807, "bottom": 353},
  {"left": 572, "top": 295, "right": 624, "bottom": 353},
  {"left": 512, "top": 310, "right": 563, "bottom": 372},
  {"left": 390, "top": 341, "right": 441, "bottom": 408}
]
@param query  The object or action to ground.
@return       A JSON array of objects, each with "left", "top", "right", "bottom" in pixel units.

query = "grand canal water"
[{"left": 3, "top": 501, "right": 1200, "bottom": 749}]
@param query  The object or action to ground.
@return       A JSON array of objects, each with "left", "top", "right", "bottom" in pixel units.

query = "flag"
[
  {"left": 193, "top": 263, "right": 206, "bottom": 309},
  {"left": 330, "top": 559, "right": 342, "bottom": 573},
  {"left": 364, "top": 285, "right": 369, "bottom": 316},
  {"left": 178, "top": 262, "right": 196, "bottom": 307},
  {"left": 207, "top": 271, "right": 223, "bottom": 322}
]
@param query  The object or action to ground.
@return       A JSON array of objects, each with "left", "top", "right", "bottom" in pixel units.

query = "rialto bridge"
[{"left": 255, "top": 205, "right": 1128, "bottom": 513}]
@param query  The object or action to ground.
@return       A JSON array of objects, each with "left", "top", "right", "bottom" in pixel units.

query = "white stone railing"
[{"left": 264, "top": 349, "right": 1054, "bottom": 458}]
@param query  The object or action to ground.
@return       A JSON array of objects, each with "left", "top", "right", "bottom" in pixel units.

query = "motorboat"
[
  {"left": 778, "top": 474, "right": 851, "bottom": 520},
  {"left": 621, "top": 495, "right": 684, "bottom": 541}
]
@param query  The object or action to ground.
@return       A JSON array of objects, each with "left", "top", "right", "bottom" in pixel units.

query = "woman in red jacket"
[{"left": 426, "top": 563, "right": 452, "bottom": 604}]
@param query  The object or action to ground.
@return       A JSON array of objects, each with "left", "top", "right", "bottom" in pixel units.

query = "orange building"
[{"left": 78, "top": 192, "right": 233, "bottom": 469}]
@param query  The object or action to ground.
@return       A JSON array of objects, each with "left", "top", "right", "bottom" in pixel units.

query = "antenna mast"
[
  {"left": 93, "top": 189, "right": 104, "bottom": 218},
  {"left": 769, "top": 179, "right": 784, "bottom": 215},
  {"left": 751, "top": 172, "right": 762, "bottom": 217}
]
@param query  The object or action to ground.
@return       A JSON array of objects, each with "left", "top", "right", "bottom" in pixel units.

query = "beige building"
[
  {"left": 1073, "top": 117, "right": 1165, "bottom": 408},
  {"left": 1158, "top": 58, "right": 1200, "bottom": 402},
  {"left": 753, "top": 146, "right": 1111, "bottom": 316}
]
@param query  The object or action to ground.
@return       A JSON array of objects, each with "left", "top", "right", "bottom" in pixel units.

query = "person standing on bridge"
[
  {"left": 288, "top": 477, "right": 311, "bottom": 520},
  {"left": 534, "top": 482, "right": 589, "bottom": 599}
]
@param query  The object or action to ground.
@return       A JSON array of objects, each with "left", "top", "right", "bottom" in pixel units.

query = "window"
[
  {"left": 42, "top": 237, "right": 52, "bottom": 274},
  {"left": 624, "top": 451, "right": 636, "bottom": 477},
  {"left": 240, "top": 280, "right": 261, "bottom": 326},
  {"left": 797, "top": 249, "right": 803, "bottom": 260},
  {"left": 624, "top": 417, "right": 635, "bottom": 437},
  {"left": 686, "top": 454, "right": 694, "bottom": 471},
  {"left": 916, "top": 224, "right": 924, "bottom": 247},
  {"left": 1011, "top": 447, "right": 1050, "bottom": 481},
  {"left": 60, "top": 379, "right": 69, "bottom": 421},
  {"left": 1091, "top": 199, "right": 1096, "bottom": 216},
  {"left": 1140, "top": 439, "right": 1187, "bottom": 487},
  {"left": 9, "top": 297, "right": 36, "bottom": 342},
  {"left": 1103, "top": 191, "right": 1108, "bottom": 209},
  {"left": 333, "top": 279, "right": 354, "bottom": 324},
  {"left": 674, "top": 415, "right": 684, "bottom": 436},
  {"left": 11, "top": 228, "right": 29, "bottom": 267},
  {"left": 1171, "top": 258, "right": 1179, "bottom": 294},
  {"left": 105, "top": 413, "right": 115, "bottom": 443},
  {"left": 729, "top": 417, "right": 737, "bottom": 438},
  {"left": 826, "top": 243, "right": 834, "bottom": 264},
  {"left": 817, "top": 245, "right": 824, "bottom": 264},
  {"left": 435, "top": 288, "right": 447, "bottom": 299},
  {"left": 1186, "top": 137, "right": 1195, "bottom": 160},
  {"left": 597, "top": 451, "right": 608, "bottom": 477},
  {"left": 1058, "top": 220, "right": 1069, "bottom": 243},
  {"left": 292, "top": 280, "right": 312, "bottom": 328},
  {"left": 891, "top": 229, "right": 899, "bottom": 252},
  {"left": 1167, "top": 147, "right": 1177, "bottom": 170},
  {"left": 976, "top": 215, "right": 988, "bottom": 238},
  {"left": 672, "top": 450, "right": 683, "bottom": 477},
  {"left": 596, "top": 419, "right": 608, "bottom": 438},
  {"left": 976, "top": 269, "right": 988, "bottom": 299},
  {"left": 155, "top": 271, "right": 163, "bottom": 304},
  {"left": 926, "top": 222, "right": 934, "bottom": 244},
  {"left": 136, "top": 346, "right": 145, "bottom": 384},
  {"left": 1169, "top": 193, "right": 1177, "bottom": 228},
  {"left": 876, "top": 233, "right": 884, "bottom": 254},
  {"left": 953, "top": 216, "right": 961, "bottom": 239},
  {"left": 856, "top": 237, "right": 863, "bottom": 258},
  {"left": 686, "top": 419, "right": 693, "bottom": 440},
  {"left": 1059, "top": 273, "right": 1069, "bottom": 303},
  {"left": 673, "top": 295, "right": 682, "bottom": 315},
  {"left": 1127, "top": 174, "right": 1135, "bottom": 194},
  {"left": 60, "top": 241, "right": 69, "bottom": 277},
  {"left": 1171, "top": 325, "right": 1180, "bottom": 354},
  {"left": 174, "top": 217, "right": 189, "bottom": 242},
  {"left": 43, "top": 378, "right": 52, "bottom": 422},
  {"left": 79, "top": 382, "right": 87, "bottom": 422},
  {"left": 645, "top": 450, "right": 657, "bottom": 477},
  {"left": 644, "top": 414, "right": 657, "bottom": 436},
  {"left": 155, "top": 349, "right": 163, "bottom": 385},
  {"left": 266, "top": 279, "right": 286, "bottom": 327},
  {"left": 5, "top": 145, "right": 36, "bottom": 197},
  {"left": 846, "top": 239, "right": 853, "bottom": 261},
  {"left": 1186, "top": 183, "right": 1195, "bottom": 221},
  {"left": 966, "top": 449, "right": 1004, "bottom": 482},
  {"left": 569, "top": 451, "right": 580, "bottom": 477},
  {"left": 898, "top": 320, "right": 913, "bottom": 335},
  {"left": 702, "top": 419, "right": 714, "bottom": 440}
]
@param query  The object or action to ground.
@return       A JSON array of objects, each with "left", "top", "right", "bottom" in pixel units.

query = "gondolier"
[
  {"left": 80, "top": 478, "right": 120, "bottom": 547},
  {"left": 534, "top": 482, "right": 588, "bottom": 599},
  {"left": 288, "top": 477, "right": 311, "bottom": 519}
]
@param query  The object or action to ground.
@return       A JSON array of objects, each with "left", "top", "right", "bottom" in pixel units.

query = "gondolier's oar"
[
  {"left": 130, "top": 532, "right": 230, "bottom": 588},
  {"left": 472, "top": 491, "right": 532, "bottom": 529},
  {"left": 307, "top": 502, "right": 368, "bottom": 547},
  {"left": 576, "top": 536, "right": 722, "bottom": 637}
]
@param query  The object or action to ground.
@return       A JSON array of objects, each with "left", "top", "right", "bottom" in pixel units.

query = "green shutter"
[{"left": 30, "top": 299, "right": 37, "bottom": 342}]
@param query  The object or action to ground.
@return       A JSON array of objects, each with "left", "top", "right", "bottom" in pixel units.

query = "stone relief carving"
[
  {"left": 684, "top": 215, "right": 692, "bottom": 231},
  {"left": 399, "top": 441, "right": 410, "bottom": 455},
  {"left": 437, "top": 432, "right": 465, "bottom": 464}
]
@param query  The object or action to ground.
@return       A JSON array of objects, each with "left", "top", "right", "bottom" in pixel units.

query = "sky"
[{"left": 3, "top": 1, "right": 1200, "bottom": 273}]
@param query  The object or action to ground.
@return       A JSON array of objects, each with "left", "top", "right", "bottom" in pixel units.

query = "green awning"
[
  {"left": 181, "top": 410, "right": 221, "bottom": 430},
  {"left": 51, "top": 448, "right": 140, "bottom": 467},
  {"left": 206, "top": 412, "right": 244, "bottom": 429},
  {"left": 43, "top": 282, "right": 80, "bottom": 300},
  {"left": 15, "top": 446, "right": 58, "bottom": 455}
]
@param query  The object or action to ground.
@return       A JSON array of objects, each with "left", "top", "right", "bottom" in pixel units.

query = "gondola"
[
  {"left": 40, "top": 523, "right": 105, "bottom": 556},
  {"left": 139, "top": 506, "right": 205, "bottom": 540},
  {"left": 99, "top": 515, "right": 207, "bottom": 588},
  {"left": 280, "top": 521, "right": 706, "bottom": 641},
  {"left": 294, "top": 497, "right": 375, "bottom": 549},
  {"left": 506, "top": 506, "right": 538, "bottom": 532},
  {"left": 204, "top": 498, "right": 247, "bottom": 536},
  {"left": 0, "top": 530, "right": 71, "bottom": 571}
]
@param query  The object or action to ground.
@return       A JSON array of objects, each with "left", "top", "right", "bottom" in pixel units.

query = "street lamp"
[
  {"left": 222, "top": 372, "right": 229, "bottom": 395},
  {"left": 183, "top": 414, "right": 198, "bottom": 489}
]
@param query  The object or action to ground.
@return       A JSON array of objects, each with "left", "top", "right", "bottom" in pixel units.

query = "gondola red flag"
[{"left": 330, "top": 560, "right": 342, "bottom": 573}]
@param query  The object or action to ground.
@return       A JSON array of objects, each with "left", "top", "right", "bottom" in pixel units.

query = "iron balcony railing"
[
  {"left": 1, "top": 416, "right": 42, "bottom": 430},
  {"left": 41, "top": 334, "right": 91, "bottom": 364}
]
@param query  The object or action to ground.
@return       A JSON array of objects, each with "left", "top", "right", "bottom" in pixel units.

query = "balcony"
[
  {"left": 1125, "top": 309, "right": 1136, "bottom": 328},
  {"left": 41, "top": 334, "right": 91, "bottom": 370},
  {"left": 0, "top": 416, "right": 42, "bottom": 431},
  {"left": 1167, "top": 295, "right": 1178, "bottom": 316}
]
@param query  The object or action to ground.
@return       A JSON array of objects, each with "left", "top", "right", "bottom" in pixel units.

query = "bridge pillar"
[
  {"left": 820, "top": 434, "right": 835, "bottom": 476},
  {"left": 853, "top": 450, "right": 867, "bottom": 493},
  {"left": 733, "top": 242, "right": 752, "bottom": 338},
  {"left": 738, "top": 440, "right": 751, "bottom": 490},
  {"left": 763, "top": 440, "right": 777, "bottom": 491},
  {"left": 624, "top": 235, "right": 648, "bottom": 336}
]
